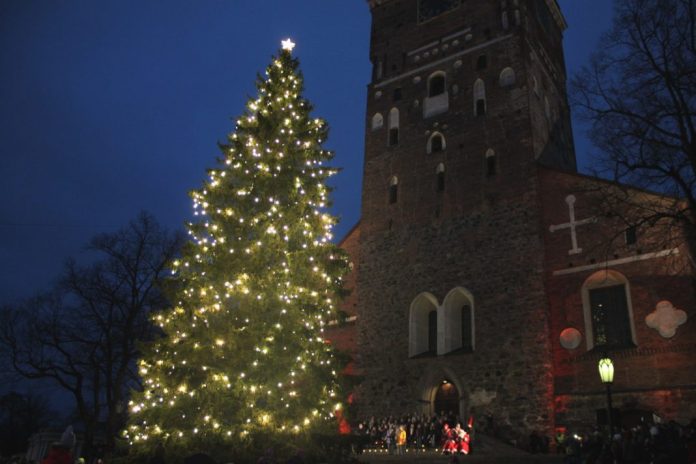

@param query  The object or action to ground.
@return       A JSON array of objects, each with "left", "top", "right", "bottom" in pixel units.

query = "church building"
[{"left": 326, "top": 0, "right": 696, "bottom": 439}]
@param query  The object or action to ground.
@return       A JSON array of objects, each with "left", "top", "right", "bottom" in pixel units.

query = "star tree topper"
[{"left": 281, "top": 38, "right": 296, "bottom": 52}]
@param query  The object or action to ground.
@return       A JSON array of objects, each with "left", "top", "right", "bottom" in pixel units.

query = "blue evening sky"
[{"left": 0, "top": 1, "right": 614, "bottom": 304}]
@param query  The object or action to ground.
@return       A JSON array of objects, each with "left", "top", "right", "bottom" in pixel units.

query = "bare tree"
[
  {"left": 571, "top": 0, "right": 696, "bottom": 266},
  {"left": 0, "top": 212, "right": 183, "bottom": 459}
]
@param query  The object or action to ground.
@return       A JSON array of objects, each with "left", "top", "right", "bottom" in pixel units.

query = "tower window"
[
  {"left": 428, "top": 310, "right": 438, "bottom": 354},
  {"left": 486, "top": 149, "right": 497, "bottom": 176},
  {"left": 388, "top": 108, "right": 400, "bottom": 146},
  {"left": 428, "top": 73, "right": 446, "bottom": 97},
  {"left": 389, "top": 176, "right": 398, "bottom": 204},
  {"left": 393, "top": 87, "right": 402, "bottom": 101},
  {"left": 427, "top": 132, "right": 446, "bottom": 154},
  {"left": 477, "top": 55, "right": 487, "bottom": 70},
  {"left": 389, "top": 128, "right": 399, "bottom": 146},
  {"left": 474, "top": 79, "right": 486, "bottom": 116},
  {"left": 502, "top": 11, "right": 509, "bottom": 29},
  {"left": 499, "top": 67, "right": 516, "bottom": 87},
  {"left": 418, "top": 0, "right": 462, "bottom": 23},
  {"left": 436, "top": 163, "right": 445, "bottom": 192},
  {"left": 625, "top": 226, "right": 637, "bottom": 245}
]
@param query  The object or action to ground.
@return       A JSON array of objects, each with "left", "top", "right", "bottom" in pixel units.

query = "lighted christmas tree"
[{"left": 125, "top": 40, "right": 349, "bottom": 457}]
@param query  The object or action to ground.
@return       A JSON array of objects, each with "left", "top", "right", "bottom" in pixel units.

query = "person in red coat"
[
  {"left": 442, "top": 423, "right": 458, "bottom": 455},
  {"left": 42, "top": 426, "right": 75, "bottom": 464},
  {"left": 454, "top": 423, "right": 470, "bottom": 455}
]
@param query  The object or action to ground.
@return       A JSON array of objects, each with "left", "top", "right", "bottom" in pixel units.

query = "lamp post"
[{"left": 598, "top": 356, "right": 615, "bottom": 437}]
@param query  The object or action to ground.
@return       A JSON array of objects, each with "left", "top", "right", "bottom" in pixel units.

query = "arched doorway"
[{"left": 433, "top": 380, "right": 459, "bottom": 416}]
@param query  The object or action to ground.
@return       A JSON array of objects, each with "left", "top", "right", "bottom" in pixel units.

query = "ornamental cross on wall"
[{"left": 549, "top": 195, "right": 597, "bottom": 255}]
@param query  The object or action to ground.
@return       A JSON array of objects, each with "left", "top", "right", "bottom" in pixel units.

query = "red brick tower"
[{"left": 354, "top": 0, "right": 574, "bottom": 438}]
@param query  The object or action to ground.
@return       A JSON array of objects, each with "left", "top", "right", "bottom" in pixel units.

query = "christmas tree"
[{"left": 125, "top": 40, "right": 349, "bottom": 457}]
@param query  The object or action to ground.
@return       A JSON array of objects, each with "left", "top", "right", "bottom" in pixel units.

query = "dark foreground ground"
[{"left": 357, "top": 434, "right": 564, "bottom": 464}]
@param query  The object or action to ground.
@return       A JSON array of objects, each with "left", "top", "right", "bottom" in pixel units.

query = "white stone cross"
[{"left": 549, "top": 195, "right": 596, "bottom": 255}]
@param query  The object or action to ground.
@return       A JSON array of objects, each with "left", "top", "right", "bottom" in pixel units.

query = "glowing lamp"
[{"left": 598, "top": 357, "right": 614, "bottom": 384}]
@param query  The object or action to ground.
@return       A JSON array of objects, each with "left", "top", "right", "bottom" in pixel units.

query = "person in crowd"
[{"left": 396, "top": 425, "right": 407, "bottom": 455}]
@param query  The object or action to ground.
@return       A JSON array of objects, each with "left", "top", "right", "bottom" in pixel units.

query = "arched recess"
[
  {"left": 409, "top": 292, "right": 439, "bottom": 357},
  {"left": 371, "top": 112, "right": 384, "bottom": 130},
  {"left": 427, "top": 131, "right": 446, "bottom": 154},
  {"left": 581, "top": 270, "right": 637, "bottom": 350},
  {"left": 428, "top": 71, "right": 446, "bottom": 97},
  {"left": 416, "top": 366, "right": 468, "bottom": 418},
  {"left": 499, "top": 67, "right": 516, "bottom": 87},
  {"left": 442, "top": 287, "right": 475, "bottom": 354},
  {"left": 474, "top": 78, "right": 486, "bottom": 116}
]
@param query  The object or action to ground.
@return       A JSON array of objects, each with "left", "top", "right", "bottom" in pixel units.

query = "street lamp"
[{"left": 598, "top": 356, "right": 615, "bottom": 437}]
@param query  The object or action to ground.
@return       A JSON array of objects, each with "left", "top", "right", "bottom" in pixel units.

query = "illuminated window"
[{"left": 582, "top": 270, "right": 636, "bottom": 350}]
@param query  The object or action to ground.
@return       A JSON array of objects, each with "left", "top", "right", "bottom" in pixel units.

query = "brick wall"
[{"left": 539, "top": 168, "right": 696, "bottom": 427}]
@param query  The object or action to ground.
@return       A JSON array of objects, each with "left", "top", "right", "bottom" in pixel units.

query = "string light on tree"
[{"left": 124, "top": 41, "right": 349, "bottom": 456}]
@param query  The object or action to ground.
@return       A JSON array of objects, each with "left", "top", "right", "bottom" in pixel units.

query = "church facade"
[{"left": 326, "top": 0, "right": 696, "bottom": 439}]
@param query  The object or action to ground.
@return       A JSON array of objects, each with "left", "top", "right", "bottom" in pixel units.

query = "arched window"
[
  {"left": 474, "top": 79, "right": 486, "bottom": 116},
  {"left": 502, "top": 11, "right": 509, "bottom": 29},
  {"left": 371, "top": 113, "right": 384, "bottom": 131},
  {"left": 389, "top": 175, "right": 398, "bottom": 204},
  {"left": 427, "top": 132, "right": 446, "bottom": 154},
  {"left": 436, "top": 163, "right": 445, "bottom": 192},
  {"left": 476, "top": 55, "right": 487, "bottom": 70},
  {"left": 442, "top": 287, "right": 475, "bottom": 354},
  {"left": 499, "top": 67, "right": 516, "bottom": 87},
  {"left": 581, "top": 270, "right": 637, "bottom": 350},
  {"left": 409, "top": 293, "right": 440, "bottom": 357},
  {"left": 485, "top": 149, "right": 497, "bottom": 176},
  {"left": 388, "top": 108, "right": 399, "bottom": 146},
  {"left": 428, "top": 72, "right": 446, "bottom": 97}
]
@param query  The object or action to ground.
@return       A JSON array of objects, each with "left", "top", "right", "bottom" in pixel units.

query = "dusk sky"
[{"left": 0, "top": 0, "right": 614, "bottom": 304}]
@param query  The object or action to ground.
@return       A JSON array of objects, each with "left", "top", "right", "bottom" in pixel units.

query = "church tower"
[{"left": 355, "top": 0, "right": 574, "bottom": 436}]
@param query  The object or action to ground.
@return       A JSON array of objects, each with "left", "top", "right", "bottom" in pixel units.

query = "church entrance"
[{"left": 433, "top": 380, "right": 459, "bottom": 416}]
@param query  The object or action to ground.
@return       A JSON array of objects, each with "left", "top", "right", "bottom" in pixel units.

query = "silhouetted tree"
[
  {"left": 0, "top": 391, "right": 56, "bottom": 457},
  {"left": 571, "top": 0, "right": 696, "bottom": 268},
  {"left": 0, "top": 212, "right": 183, "bottom": 459}
]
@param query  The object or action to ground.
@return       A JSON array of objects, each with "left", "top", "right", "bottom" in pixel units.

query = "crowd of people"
[
  {"left": 557, "top": 420, "right": 696, "bottom": 464},
  {"left": 353, "top": 412, "right": 474, "bottom": 455}
]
